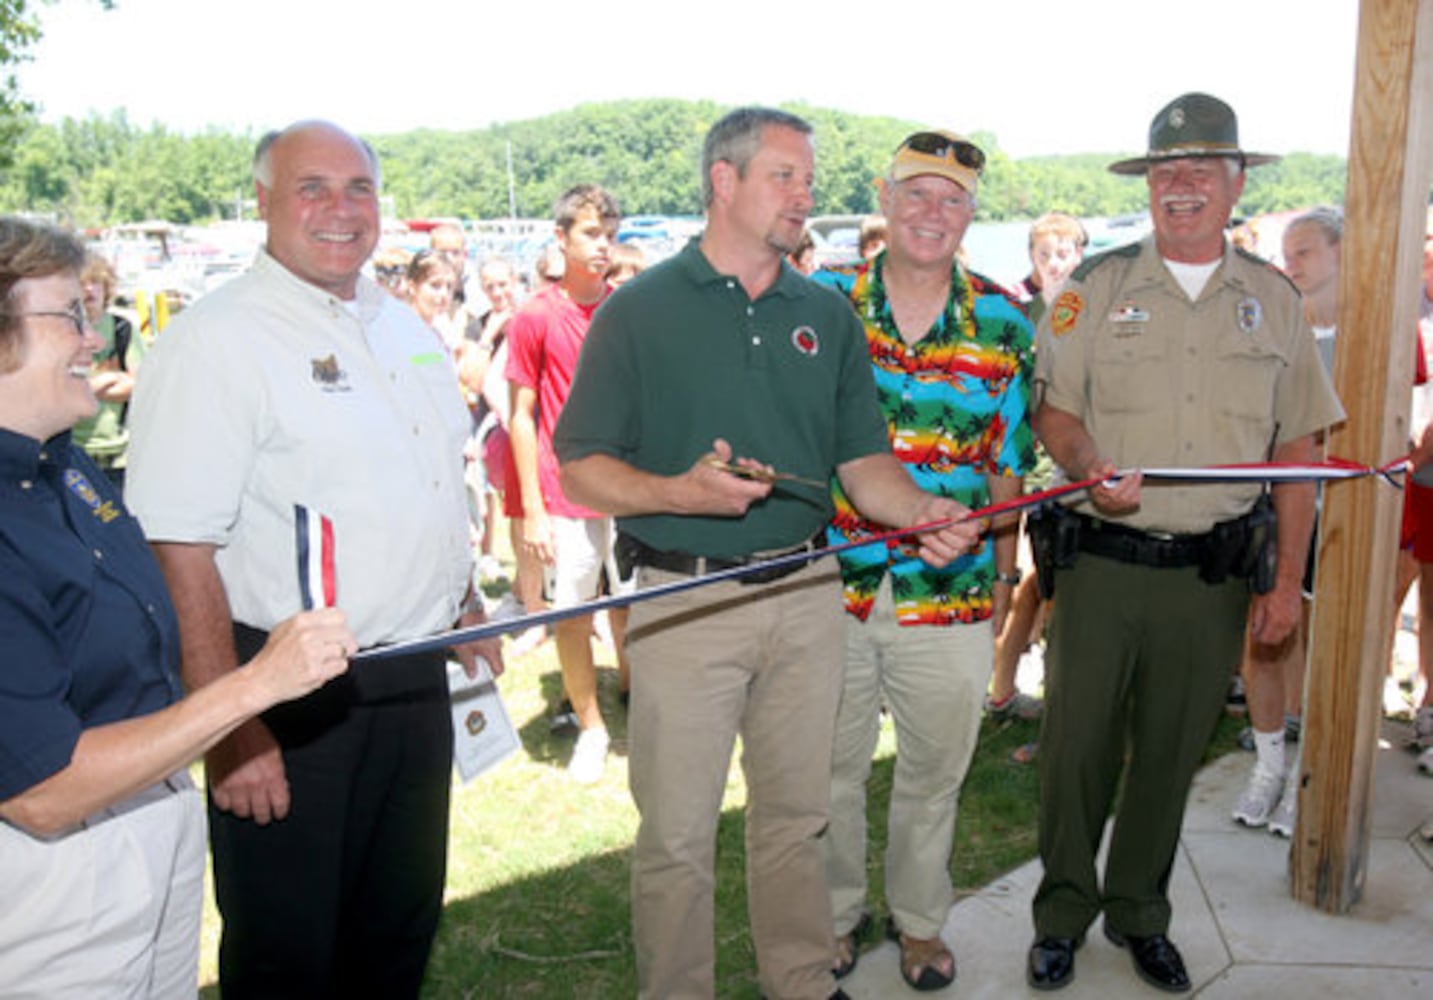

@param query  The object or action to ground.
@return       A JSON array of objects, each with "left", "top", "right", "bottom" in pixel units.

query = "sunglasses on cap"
[{"left": 898, "top": 132, "right": 986, "bottom": 174}]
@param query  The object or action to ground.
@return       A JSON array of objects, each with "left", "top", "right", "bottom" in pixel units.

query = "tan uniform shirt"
[{"left": 1037, "top": 235, "right": 1345, "bottom": 534}]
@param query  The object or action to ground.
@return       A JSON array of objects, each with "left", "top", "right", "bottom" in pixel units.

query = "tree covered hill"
[{"left": 0, "top": 99, "right": 1348, "bottom": 229}]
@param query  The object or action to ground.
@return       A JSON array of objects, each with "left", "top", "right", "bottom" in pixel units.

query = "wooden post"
[{"left": 1292, "top": 0, "right": 1433, "bottom": 911}]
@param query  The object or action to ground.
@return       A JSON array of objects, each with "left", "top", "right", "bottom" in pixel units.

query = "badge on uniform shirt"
[
  {"left": 1237, "top": 297, "right": 1263, "bottom": 335},
  {"left": 791, "top": 326, "right": 819, "bottom": 356},
  {"left": 1050, "top": 290, "right": 1084, "bottom": 337},
  {"left": 64, "top": 468, "right": 120, "bottom": 523},
  {"left": 1109, "top": 300, "right": 1150, "bottom": 338}
]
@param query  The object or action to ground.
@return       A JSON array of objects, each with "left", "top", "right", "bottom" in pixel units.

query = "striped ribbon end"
[{"left": 294, "top": 504, "right": 337, "bottom": 610}]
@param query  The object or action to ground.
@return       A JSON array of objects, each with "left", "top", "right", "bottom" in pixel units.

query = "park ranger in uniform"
[{"left": 1025, "top": 92, "right": 1343, "bottom": 993}]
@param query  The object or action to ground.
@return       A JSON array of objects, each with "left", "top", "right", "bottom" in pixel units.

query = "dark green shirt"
[{"left": 555, "top": 240, "right": 889, "bottom": 558}]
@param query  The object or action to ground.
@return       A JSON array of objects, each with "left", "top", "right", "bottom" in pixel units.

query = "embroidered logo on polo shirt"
[
  {"left": 791, "top": 326, "right": 819, "bottom": 356},
  {"left": 310, "top": 353, "right": 352, "bottom": 392},
  {"left": 64, "top": 469, "right": 120, "bottom": 523}
]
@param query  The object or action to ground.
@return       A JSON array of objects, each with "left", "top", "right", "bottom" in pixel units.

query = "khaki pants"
[
  {"left": 627, "top": 560, "right": 844, "bottom": 1000},
  {"left": 827, "top": 577, "right": 993, "bottom": 939},
  {"left": 0, "top": 772, "right": 205, "bottom": 999}
]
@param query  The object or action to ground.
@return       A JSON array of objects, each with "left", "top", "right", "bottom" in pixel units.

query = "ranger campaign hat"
[
  {"left": 890, "top": 130, "right": 984, "bottom": 193},
  {"left": 1108, "top": 92, "right": 1280, "bottom": 176}
]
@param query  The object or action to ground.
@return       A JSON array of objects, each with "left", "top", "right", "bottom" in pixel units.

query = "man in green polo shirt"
[
  {"left": 555, "top": 106, "right": 980, "bottom": 1000},
  {"left": 1027, "top": 93, "right": 1343, "bottom": 993}
]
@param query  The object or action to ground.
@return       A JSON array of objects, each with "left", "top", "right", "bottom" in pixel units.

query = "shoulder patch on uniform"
[{"left": 1050, "top": 290, "right": 1085, "bottom": 337}]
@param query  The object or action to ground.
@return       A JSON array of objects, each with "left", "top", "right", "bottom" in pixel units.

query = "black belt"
[
  {"left": 618, "top": 531, "right": 825, "bottom": 586},
  {"left": 1073, "top": 512, "right": 1209, "bottom": 569}
]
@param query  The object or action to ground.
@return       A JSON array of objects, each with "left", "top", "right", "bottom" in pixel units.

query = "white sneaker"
[
  {"left": 568, "top": 727, "right": 610, "bottom": 785},
  {"left": 1267, "top": 778, "right": 1297, "bottom": 837},
  {"left": 477, "top": 553, "right": 506, "bottom": 582},
  {"left": 1232, "top": 765, "right": 1285, "bottom": 827},
  {"left": 1418, "top": 745, "right": 1433, "bottom": 777}
]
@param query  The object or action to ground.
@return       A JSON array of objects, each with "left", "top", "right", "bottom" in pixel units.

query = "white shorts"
[
  {"left": 545, "top": 515, "right": 637, "bottom": 607},
  {"left": 0, "top": 771, "right": 206, "bottom": 999}
]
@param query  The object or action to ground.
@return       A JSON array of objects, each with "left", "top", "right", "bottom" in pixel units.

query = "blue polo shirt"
[{"left": 0, "top": 428, "right": 183, "bottom": 802}]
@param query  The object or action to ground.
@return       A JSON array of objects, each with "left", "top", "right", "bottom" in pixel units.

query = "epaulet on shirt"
[
  {"left": 1069, "top": 242, "right": 1141, "bottom": 283},
  {"left": 1233, "top": 244, "right": 1301, "bottom": 294}
]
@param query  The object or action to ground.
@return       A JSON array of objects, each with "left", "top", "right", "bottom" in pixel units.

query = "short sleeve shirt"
[
  {"left": 554, "top": 241, "right": 890, "bottom": 558},
  {"left": 504, "top": 282, "right": 607, "bottom": 519},
  {"left": 0, "top": 431, "right": 183, "bottom": 800},
  {"left": 127, "top": 250, "right": 473, "bottom": 649},
  {"left": 1037, "top": 236, "right": 1345, "bottom": 533},
  {"left": 814, "top": 255, "right": 1036, "bottom": 625}
]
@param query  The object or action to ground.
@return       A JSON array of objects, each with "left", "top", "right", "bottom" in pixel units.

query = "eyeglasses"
[
  {"left": 899, "top": 132, "right": 986, "bottom": 174},
  {"left": 13, "top": 300, "right": 89, "bottom": 337}
]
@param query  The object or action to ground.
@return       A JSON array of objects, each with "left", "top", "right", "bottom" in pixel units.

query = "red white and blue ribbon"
[
  {"left": 295, "top": 504, "right": 336, "bottom": 611},
  {"left": 351, "top": 456, "right": 1410, "bottom": 663}
]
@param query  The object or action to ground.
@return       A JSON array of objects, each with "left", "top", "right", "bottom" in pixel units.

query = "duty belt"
[
  {"left": 617, "top": 531, "right": 825, "bottom": 586},
  {"left": 1073, "top": 513, "right": 1208, "bottom": 569}
]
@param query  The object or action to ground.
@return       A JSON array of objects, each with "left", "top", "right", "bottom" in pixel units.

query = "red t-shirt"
[{"left": 504, "top": 283, "right": 607, "bottom": 518}]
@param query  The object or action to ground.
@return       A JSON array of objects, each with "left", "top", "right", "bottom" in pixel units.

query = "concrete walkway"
[{"left": 839, "top": 718, "right": 1433, "bottom": 998}]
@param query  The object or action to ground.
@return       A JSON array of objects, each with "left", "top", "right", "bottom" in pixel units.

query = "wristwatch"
[{"left": 995, "top": 569, "right": 1022, "bottom": 586}]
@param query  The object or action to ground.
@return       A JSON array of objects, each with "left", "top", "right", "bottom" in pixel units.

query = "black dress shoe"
[
  {"left": 1027, "top": 935, "right": 1081, "bottom": 991},
  {"left": 1103, "top": 924, "right": 1191, "bottom": 993}
]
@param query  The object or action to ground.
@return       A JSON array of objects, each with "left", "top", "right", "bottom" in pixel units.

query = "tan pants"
[
  {"left": 827, "top": 577, "right": 993, "bottom": 939},
  {"left": 0, "top": 772, "right": 205, "bottom": 999},
  {"left": 626, "top": 560, "right": 844, "bottom": 1000}
]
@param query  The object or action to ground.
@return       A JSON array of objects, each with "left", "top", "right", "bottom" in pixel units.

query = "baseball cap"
[{"left": 890, "top": 131, "right": 984, "bottom": 194}]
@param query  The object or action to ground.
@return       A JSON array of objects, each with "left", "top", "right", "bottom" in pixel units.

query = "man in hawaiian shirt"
[{"left": 812, "top": 129, "right": 1035, "bottom": 991}]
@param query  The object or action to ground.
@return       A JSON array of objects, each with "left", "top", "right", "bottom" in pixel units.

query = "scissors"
[{"left": 705, "top": 459, "right": 828, "bottom": 490}]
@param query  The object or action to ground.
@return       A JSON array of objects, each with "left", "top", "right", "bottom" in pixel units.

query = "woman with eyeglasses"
[{"left": 0, "top": 216, "right": 358, "bottom": 996}]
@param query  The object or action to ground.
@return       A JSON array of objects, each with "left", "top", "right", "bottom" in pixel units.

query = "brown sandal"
[
  {"left": 833, "top": 912, "right": 871, "bottom": 979},
  {"left": 887, "top": 917, "right": 955, "bottom": 991}
]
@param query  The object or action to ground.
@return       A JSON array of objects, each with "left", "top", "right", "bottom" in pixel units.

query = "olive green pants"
[{"left": 1032, "top": 554, "right": 1248, "bottom": 939}]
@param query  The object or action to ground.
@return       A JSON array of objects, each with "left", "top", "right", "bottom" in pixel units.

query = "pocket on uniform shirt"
[
  {"left": 1212, "top": 332, "right": 1286, "bottom": 426},
  {"left": 1090, "top": 330, "right": 1171, "bottom": 415}
]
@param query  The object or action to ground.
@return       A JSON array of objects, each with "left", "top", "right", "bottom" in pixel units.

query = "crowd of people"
[{"left": 2, "top": 92, "right": 1430, "bottom": 1000}]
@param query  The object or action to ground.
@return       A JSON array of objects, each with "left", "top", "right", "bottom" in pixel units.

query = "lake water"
[
  {"left": 962, "top": 219, "right": 1037, "bottom": 289},
  {"left": 963, "top": 215, "right": 1152, "bottom": 290}
]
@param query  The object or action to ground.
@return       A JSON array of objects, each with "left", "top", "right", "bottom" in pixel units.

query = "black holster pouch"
[
  {"left": 1028, "top": 503, "right": 1081, "bottom": 599},
  {"left": 1199, "top": 492, "right": 1278, "bottom": 594},
  {"left": 615, "top": 532, "right": 641, "bottom": 582}
]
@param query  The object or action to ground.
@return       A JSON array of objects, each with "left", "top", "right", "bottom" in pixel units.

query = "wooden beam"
[{"left": 1292, "top": 0, "right": 1433, "bottom": 911}]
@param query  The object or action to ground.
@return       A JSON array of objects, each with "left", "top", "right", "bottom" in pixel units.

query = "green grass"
[{"left": 197, "top": 619, "right": 1246, "bottom": 999}]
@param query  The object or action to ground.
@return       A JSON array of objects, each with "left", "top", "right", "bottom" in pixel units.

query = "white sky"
[{"left": 22, "top": 0, "right": 1360, "bottom": 158}]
